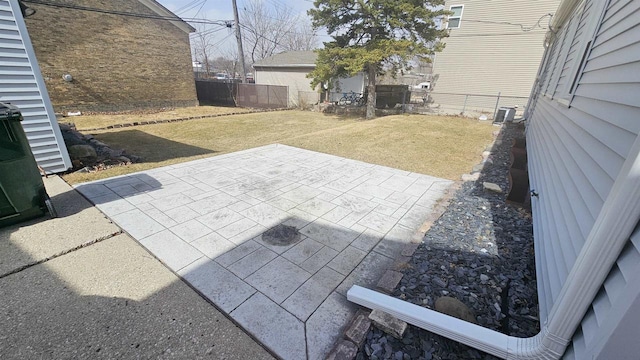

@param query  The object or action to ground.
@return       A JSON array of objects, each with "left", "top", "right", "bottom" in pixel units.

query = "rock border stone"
[
  {"left": 75, "top": 107, "right": 294, "bottom": 132},
  {"left": 326, "top": 181, "right": 458, "bottom": 360}
]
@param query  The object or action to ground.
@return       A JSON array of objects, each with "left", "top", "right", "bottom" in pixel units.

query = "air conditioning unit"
[{"left": 494, "top": 107, "right": 515, "bottom": 124}]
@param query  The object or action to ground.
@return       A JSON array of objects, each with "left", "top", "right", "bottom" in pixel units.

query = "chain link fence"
[
  {"left": 296, "top": 89, "right": 529, "bottom": 120},
  {"left": 422, "top": 92, "right": 529, "bottom": 119}
]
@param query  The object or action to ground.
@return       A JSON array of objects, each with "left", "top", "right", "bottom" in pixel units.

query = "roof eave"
[{"left": 138, "top": 0, "right": 196, "bottom": 33}]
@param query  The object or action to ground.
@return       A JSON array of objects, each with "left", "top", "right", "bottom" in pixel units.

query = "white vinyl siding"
[
  {"left": 432, "top": 0, "right": 561, "bottom": 99},
  {"left": 0, "top": 0, "right": 71, "bottom": 173},
  {"left": 552, "top": 1, "right": 585, "bottom": 100},
  {"left": 563, "top": 223, "right": 640, "bottom": 359},
  {"left": 527, "top": 0, "right": 640, "bottom": 357},
  {"left": 254, "top": 67, "right": 309, "bottom": 107}
]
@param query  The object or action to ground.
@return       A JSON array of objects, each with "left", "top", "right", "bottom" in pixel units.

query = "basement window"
[{"left": 448, "top": 5, "right": 463, "bottom": 29}]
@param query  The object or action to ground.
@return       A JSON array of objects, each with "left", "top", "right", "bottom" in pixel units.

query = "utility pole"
[{"left": 232, "top": 0, "right": 247, "bottom": 83}]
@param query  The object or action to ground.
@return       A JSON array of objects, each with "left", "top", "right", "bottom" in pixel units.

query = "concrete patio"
[{"left": 75, "top": 144, "right": 453, "bottom": 360}]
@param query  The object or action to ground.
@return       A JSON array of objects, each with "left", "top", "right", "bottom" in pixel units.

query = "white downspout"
[{"left": 348, "top": 132, "right": 640, "bottom": 359}]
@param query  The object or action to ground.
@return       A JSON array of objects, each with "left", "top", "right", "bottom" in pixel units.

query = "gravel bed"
[{"left": 358, "top": 123, "right": 538, "bottom": 360}]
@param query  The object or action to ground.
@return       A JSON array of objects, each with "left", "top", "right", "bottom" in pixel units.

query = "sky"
[{"left": 156, "top": 0, "right": 329, "bottom": 58}]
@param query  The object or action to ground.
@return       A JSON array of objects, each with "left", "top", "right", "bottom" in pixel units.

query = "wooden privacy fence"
[
  {"left": 236, "top": 84, "right": 288, "bottom": 109},
  {"left": 195, "top": 80, "right": 237, "bottom": 106},
  {"left": 195, "top": 80, "right": 288, "bottom": 109}
]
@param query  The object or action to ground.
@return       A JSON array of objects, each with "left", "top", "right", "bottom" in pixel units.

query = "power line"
[
  {"left": 193, "top": 0, "right": 208, "bottom": 19},
  {"left": 174, "top": 0, "right": 203, "bottom": 15},
  {"left": 451, "top": 31, "right": 547, "bottom": 38},
  {"left": 239, "top": 23, "right": 286, "bottom": 48},
  {"left": 22, "top": 0, "right": 231, "bottom": 26},
  {"left": 192, "top": 25, "right": 229, "bottom": 38},
  {"left": 463, "top": 13, "right": 554, "bottom": 32}
]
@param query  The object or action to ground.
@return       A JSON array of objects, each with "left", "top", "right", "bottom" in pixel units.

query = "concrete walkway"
[
  {"left": 75, "top": 144, "right": 453, "bottom": 360},
  {"left": 0, "top": 176, "right": 273, "bottom": 360}
]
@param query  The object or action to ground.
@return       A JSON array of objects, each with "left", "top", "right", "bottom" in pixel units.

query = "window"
[{"left": 448, "top": 5, "right": 463, "bottom": 29}]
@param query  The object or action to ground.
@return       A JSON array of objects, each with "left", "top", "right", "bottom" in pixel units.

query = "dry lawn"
[
  {"left": 66, "top": 106, "right": 252, "bottom": 131},
  {"left": 63, "top": 110, "right": 494, "bottom": 184}
]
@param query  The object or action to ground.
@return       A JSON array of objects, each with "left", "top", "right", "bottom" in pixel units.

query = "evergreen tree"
[{"left": 308, "top": 0, "right": 449, "bottom": 118}]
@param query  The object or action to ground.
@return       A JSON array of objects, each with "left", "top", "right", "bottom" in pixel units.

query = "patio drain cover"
[{"left": 262, "top": 224, "right": 301, "bottom": 246}]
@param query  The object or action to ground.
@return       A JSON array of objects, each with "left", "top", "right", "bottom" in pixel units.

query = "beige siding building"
[
  {"left": 431, "top": 0, "right": 561, "bottom": 115},
  {"left": 253, "top": 51, "right": 365, "bottom": 107}
]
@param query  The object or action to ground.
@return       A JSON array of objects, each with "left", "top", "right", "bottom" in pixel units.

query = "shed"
[{"left": 253, "top": 51, "right": 365, "bottom": 107}]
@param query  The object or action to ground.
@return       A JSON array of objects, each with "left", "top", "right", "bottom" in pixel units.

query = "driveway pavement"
[
  {"left": 75, "top": 144, "right": 453, "bottom": 360},
  {"left": 0, "top": 176, "right": 273, "bottom": 360}
]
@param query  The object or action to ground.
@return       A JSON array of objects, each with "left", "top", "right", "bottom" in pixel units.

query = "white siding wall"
[
  {"left": 0, "top": 0, "right": 70, "bottom": 173},
  {"left": 563, "top": 223, "right": 640, "bottom": 359},
  {"left": 254, "top": 67, "right": 312, "bottom": 107},
  {"left": 432, "top": 0, "right": 561, "bottom": 98},
  {"left": 526, "top": 0, "right": 640, "bottom": 358},
  {"left": 334, "top": 74, "right": 365, "bottom": 95},
  {"left": 255, "top": 67, "right": 365, "bottom": 106}
]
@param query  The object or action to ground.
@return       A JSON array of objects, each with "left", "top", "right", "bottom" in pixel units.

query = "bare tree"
[
  {"left": 240, "top": 0, "right": 318, "bottom": 63},
  {"left": 190, "top": 23, "right": 217, "bottom": 76},
  {"left": 209, "top": 48, "right": 251, "bottom": 79},
  {"left": 283, "top": 21, "right": 318, "bottom": 52}
]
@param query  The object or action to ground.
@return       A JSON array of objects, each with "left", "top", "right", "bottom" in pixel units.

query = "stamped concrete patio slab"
[{"left": 75, "top": 144, "right": 453, "bottom": 360}]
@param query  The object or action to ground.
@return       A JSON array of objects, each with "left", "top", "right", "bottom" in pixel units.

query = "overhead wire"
[
  {"left": 174, "top": 0, "right": 203, "bottom": 15},
  {"left": 192, "top": 0, "right": 208, "bottom": 19},
  {"left": 22, "top": 0, "right": 231, "bottom": 26},
  {"left": 462, "top": 13, "right": 554, "bottom": 32}
]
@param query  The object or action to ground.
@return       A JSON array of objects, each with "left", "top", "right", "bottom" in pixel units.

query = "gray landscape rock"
[
  {"left": 471, "top": 164, "right": 484, "bottom": 174},
  {"left": 357, "top": 123, "right": 538, "bottom": 360},
  {"left": 434, "top": 296, "right": 477, "bottom": 324},
  {"left": 483, "top": 182, "right": 502, "bottom": 193},
  {"left": 461, "top": 173, "right": 481, "bottom": 182},
  {"left": 68, "top": 144, "right": 97, "bottom": 163}
]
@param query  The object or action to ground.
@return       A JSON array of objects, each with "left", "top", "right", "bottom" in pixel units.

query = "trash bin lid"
[{"left": 0, "top": 102, "right": 23, "bottom": 121}]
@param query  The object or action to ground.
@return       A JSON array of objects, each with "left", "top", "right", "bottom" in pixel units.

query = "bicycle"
[{"left": 338, "top": 91, "right": 365, "bottom": 106}]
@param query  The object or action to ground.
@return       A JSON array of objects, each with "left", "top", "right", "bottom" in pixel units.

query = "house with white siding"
[
  {"left": 525, "top": 0, "right": 640, "bottom": 357},
  {"left": 0, "top": 0, "right": 71, "bottom": 174},
  {"left": 349, "top": 0, "right": 640, "bottom": 358},
  {"left": 430, "top": 0, "right": 561, "bottom": 115}
]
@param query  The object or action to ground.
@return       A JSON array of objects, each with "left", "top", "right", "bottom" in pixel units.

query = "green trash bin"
[{"left": 0, "top": 102, "right": 56, "bottom": 228}]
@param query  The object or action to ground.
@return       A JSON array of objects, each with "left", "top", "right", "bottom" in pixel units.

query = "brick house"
[{"left": 23, "top": 0, "right": 197, "bottom": 113}]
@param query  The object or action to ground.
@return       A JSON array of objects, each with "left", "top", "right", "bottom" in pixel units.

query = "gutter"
[
  {"left": 545, "top": 0, "right": 584, "bottom": 43},
  {"left": 348, "top": 132, "right": 640, "bottom": 359},
  {"left": 550, "top": 0, "right": 583, "bottom": 31}
]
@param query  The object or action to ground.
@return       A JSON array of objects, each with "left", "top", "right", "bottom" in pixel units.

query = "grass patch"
[
  {"left": 65, "top": 106, "right": 252, "bottom": 131},
  {"left": 62, "top": 111, "right": 494, "bottom": 184},
  {"left": 282, "top": 115, "right": 494, "bottom": 180}
]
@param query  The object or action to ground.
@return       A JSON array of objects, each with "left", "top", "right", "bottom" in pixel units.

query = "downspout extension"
[{"left": 348, "top": 134, "right": 640, "bottom": 360}]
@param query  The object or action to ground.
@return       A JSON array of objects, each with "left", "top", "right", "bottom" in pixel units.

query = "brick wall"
[{"left": 24, "top": 0, "right": 198, "bottom": 113}]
